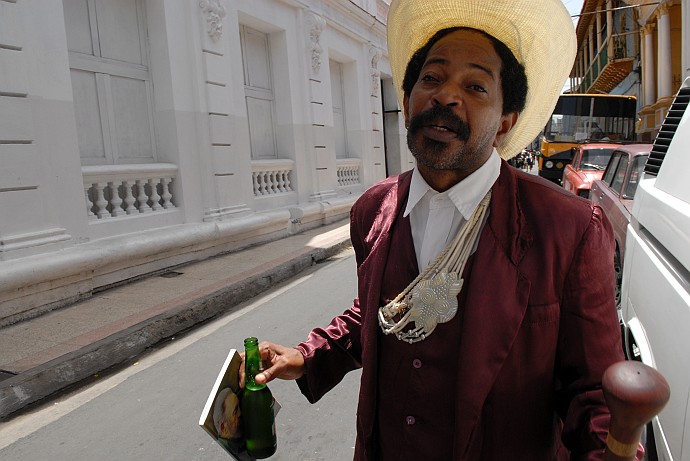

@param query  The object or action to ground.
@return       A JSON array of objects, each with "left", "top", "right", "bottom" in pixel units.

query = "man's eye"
[
  {"left": 421, "top": 74, "right": 439, "bottom": 82},
  {"left": 470, "top": 85, "right": 487, "bottom": 93}
]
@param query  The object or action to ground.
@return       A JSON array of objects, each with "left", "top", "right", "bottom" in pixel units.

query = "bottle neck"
[{"left": 244, "top": 338, "right": 266, "bottom": 391}]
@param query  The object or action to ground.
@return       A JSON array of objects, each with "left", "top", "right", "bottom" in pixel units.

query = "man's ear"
[
  {"left": 493, "top": 112, "right": 518, "bottom": 147},
  {"left": 403, "top": 93, "right": 410, "bottom": 129}
]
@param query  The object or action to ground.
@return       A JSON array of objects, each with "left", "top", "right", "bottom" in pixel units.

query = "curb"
[{"left": 0, "top": 236, "right": 352, "bottom": 420}]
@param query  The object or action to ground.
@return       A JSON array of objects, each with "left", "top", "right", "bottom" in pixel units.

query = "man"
[{"left": 240, "top": 0, "right": 628, "bottom": 459}]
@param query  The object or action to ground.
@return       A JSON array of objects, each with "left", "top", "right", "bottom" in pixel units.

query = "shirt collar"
[{"left": 404, "top": 148, "right": 501, "bottom": 219}]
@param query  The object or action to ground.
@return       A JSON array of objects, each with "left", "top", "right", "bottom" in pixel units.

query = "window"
[
  {"left": 330, "top": 60, "right": 348, "bottom": 159},
  {"left": 624, "top": 155, "right": 649, "bottom": 199},
  {"left": 610, "top": 154, "right": 630, "bottom": 194},
  {"left": 603, "top": 153, "right": 622, "bottom": 185},
  {"left": 241, "top": 25, "right": 277, "bottom": 160},
  {"left": 63, "top": 0, "right": 155, "bottom": 165},
  {"left": 581, "top": 148, "right": 615, "bottom": 171}
]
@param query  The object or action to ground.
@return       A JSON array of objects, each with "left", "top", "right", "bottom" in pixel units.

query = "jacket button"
[
  {"left": 406, "top": 416, "right": 416, "bottom": 425},
  {"left": 412, "top": 358, "right": 422, "bottom": 369}
]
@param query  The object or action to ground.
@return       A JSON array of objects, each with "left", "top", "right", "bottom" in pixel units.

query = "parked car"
[
  {"left": 590, "top": 144, "right": 651, "bottom": 306},
  {"left": 562, "top": 143, "right": 619, "bottom": 198},
  {"left": 620, "top": 78, "right": 690, "bottom": 460}
]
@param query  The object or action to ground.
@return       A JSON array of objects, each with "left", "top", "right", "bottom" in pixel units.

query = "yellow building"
[
  {"left": 635, "top": 0, "right": 686, "bottom": 141},
  {"left": 568, "top": 0, "right": 688, "bottom": 142}
]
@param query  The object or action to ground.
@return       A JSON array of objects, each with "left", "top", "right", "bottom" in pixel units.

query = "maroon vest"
[{"left": 376, "top": 209, "right": 474, "bottom": 460}]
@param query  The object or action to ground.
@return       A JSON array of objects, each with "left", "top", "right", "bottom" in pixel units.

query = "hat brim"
[{"left": 387, "top": 0, "right": 577, "bottom": 160}]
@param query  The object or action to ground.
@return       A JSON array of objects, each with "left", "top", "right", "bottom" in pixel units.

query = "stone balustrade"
[
  {"left": 336, "top": 158, "right": 361, "bottom": 186},
  {"left": 82, "top": 164, "right": 178, "bottom": 220},
  {"left": 251, "top": 159, "right": 294, "bottom": 196}
]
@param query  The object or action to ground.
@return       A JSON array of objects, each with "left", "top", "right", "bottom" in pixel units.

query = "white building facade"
[{"left": 0, "top": 0, "right": 412, "bottom": 325}]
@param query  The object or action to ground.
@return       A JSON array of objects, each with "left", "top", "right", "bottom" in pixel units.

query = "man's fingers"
[
  {"left": 255, "top": 367, "right": 275, "bottom": 385},
  {"left": 238, "top": 341, "right": 305, "bottom": 386},
  {"left": 238, "top": 351, "right": 247, "bottom": 388},
  {"left": 259, "top": 341, "right": 276, "bottom": 362}
]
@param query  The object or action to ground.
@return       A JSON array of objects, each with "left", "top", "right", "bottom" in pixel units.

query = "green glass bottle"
[{"left": 242, "top": 337, "right": 277, "bottom": 459}]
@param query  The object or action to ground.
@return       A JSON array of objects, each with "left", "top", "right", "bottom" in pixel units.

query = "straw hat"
[{"left": 387, "top": 0, "right": 577, "bottom": 160}]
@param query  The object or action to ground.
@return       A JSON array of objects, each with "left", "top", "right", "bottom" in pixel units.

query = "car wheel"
[{"left": 614, "top": 249, "right": 622, "bottom": 308}]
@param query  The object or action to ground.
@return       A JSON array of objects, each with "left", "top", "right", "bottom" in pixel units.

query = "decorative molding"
[
  {"left": 642, "top": 24, "right": 655, "bottom": 35},
  {"left": 82, "top": 164, "right": 178, "bottom": 219},
  {"left": 656, "top": 1, "right": 671, "bottom": 18},
  {"left": 0, "top": 228, "right": 71, "bottom": 254},
  {"left": 305, "top": 12, "right": 326, "bottom": 75},
  {"left": 369, "top": 45, "right": 381, "bottom": 96},
  {"left": 251, "top": 159, "right": 295, "bottom": 197},
  {"left": 199, "top": 0, "right": 226, "bottom": 42}
]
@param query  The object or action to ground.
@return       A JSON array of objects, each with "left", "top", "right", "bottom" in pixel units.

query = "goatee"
[{"left": 406, "top": 105, "right": 473, "bottom": 170}]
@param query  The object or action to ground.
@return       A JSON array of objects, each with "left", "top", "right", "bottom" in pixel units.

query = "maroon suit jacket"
[{"left": 296, "top": 162, "right": 624, "bottom": 460}]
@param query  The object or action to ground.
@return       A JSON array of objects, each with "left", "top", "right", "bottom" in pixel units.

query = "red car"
[
  {"left": 562, "top": 143, "right": 620, "bottom": 198},
  {"left": 590, "top": 143, "right": 652, "bottom": 306}
]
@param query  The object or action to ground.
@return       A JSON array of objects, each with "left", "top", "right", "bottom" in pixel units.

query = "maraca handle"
[{"left": 602, "top": 361, "right": 670, "bottom": 461}]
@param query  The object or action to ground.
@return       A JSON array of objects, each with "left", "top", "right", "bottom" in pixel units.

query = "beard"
[{"left": 406, "top": 105, "right": 496, "bottom": 171}]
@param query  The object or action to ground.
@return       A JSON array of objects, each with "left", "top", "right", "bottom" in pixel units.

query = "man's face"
[
  {"left": 219, "top": 391, "right": 241, "bottom": 439},
  {"left": 403, "top": 29, "right": 517, "bottom": 183}
]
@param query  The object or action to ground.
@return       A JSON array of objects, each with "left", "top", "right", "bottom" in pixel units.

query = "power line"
[{"left": 571, "top": 1, "right": 665, "bottom": 18}]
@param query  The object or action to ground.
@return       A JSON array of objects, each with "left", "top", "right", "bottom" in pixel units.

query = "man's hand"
[{"left": 239, "top": 341, "right": 306, "bottom": 388}]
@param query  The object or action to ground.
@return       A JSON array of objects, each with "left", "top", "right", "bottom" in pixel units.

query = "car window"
[
  {"left": 570, "top": 148, "right": 580, "bottom": 169},
  {"left": 603, "top": 153, "right": 622, "bottom": 185},
  {"left": 581, "top": 148, "right": 615, "bottom": 171},
  {"left": 624, "top": 154, "right": 649, "bottom": 198},
  {"left": 610, "top": 154, "right": 629, "bottom": 194}
]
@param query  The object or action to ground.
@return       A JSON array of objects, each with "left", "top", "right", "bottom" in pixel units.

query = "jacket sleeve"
[
  {"left": 294, "top": 205, "right": 368, "bottom": 404},
  {"left": 294, "top": 299, "right": 363, "bottom": 403},
  {"left": 557, "top": 206, "right": 643, "bottom": 460}
]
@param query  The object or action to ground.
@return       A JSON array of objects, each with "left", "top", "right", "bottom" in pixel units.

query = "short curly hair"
[{"left": 401, "top": 27, "right": 528, "bottom": 116}]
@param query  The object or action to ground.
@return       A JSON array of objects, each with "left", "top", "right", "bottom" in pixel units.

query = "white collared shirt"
[{"left": 404, "top": 149, "right": 501, "bottom": 272}]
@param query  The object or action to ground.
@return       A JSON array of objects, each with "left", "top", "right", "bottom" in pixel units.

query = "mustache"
[{"left": 407, "top": 105, "right": 471, "bottom": 141}]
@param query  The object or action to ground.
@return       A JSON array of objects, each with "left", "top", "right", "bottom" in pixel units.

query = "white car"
[{"left": 621, "top": 77, "right": 690, "bottom": 460}]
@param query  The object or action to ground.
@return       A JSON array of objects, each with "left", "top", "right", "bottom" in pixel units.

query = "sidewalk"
[{"left": 0, "top": 220, "right": 352, "bottom": 420}]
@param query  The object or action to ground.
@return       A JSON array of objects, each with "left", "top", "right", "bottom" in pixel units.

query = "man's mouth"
[{"left": 421, "top": 124, "right": 461, "bottom": 142}]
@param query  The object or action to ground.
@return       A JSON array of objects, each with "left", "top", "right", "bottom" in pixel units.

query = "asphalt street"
[{"left": 0, "top": 248, "right": 360, "bottom": 461}]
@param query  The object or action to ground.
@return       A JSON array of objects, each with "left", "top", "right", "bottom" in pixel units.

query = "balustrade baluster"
[
  {"left": 109, "top": 181, "right": 126, "bottom": 217},
  {"left": 149, "top": 178, "right": 162, "bottom": 211},
  {"left": 277, "top": 170, "right": 286, "bottom": 192},
  {"left": 252, "top": 172, "right": 260, "bottom": 196},
  {"left": 272, "top": 171, "right": 280, "bottom": 194},
  {"left": 161, "top": 177, "right": 174, "bottom": 209},
  {"left": 94, "top": 182, "right": 110, "bottom": 219},
  {"left": 259, "top": 172, "right": 267, "bottom": 195},
  {"left": 284, "top": 171, "right": 292, "bottom": 191},
  {"left": 122, "top": 181, "right": 137, "bottom": 214},
  {"left": 136, "top": 179, "right": 152, "bottom": 213},
  {"left": 85, "top": 185, "right": 97, "bottom": 220}
]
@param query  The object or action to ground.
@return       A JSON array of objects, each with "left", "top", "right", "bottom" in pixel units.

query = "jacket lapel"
[
  {"left": 453, "top": 163, "right": 534, "bottom": 457},
  {"left": 355, "top": 172, "right": 413, "bottom": 452}
]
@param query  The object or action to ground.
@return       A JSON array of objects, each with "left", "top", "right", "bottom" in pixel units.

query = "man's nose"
[{"left": 432, "top": 82, "right": 461, "bottom": 107}]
